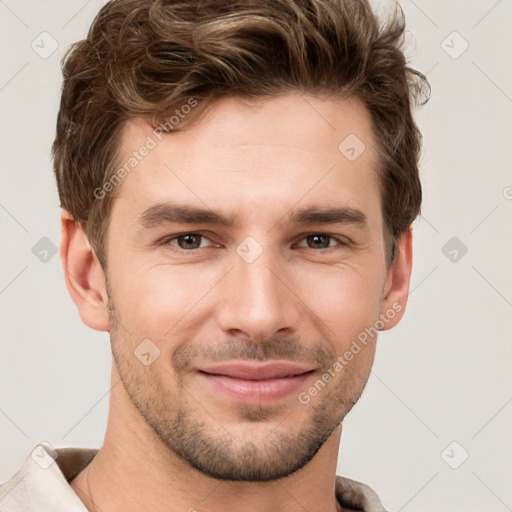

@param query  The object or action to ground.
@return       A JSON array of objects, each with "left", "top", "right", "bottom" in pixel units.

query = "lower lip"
[{"left": 197, "top": 371, "right": 313, "bottom": 405}]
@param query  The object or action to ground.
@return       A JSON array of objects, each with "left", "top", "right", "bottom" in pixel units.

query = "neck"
[{"left": 70, "top": 366, "right": 345, "bottom": 512}]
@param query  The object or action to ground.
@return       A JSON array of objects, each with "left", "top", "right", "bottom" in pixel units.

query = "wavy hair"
[{"left": 52, "top": 0, "right": 430, "bottom": 270}]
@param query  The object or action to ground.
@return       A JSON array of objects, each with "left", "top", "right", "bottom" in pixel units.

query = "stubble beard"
[{"left": 105, "top": 280, "right": 370, "bottom": 482}]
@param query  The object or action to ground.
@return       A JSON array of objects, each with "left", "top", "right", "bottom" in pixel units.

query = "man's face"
[{"left": 103, "top": 94, "right": 394, "bottom": 481}]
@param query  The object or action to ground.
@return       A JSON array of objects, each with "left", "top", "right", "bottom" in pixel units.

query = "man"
[{"left": 0, "top": 0, "right": 429, "bottom": 510}]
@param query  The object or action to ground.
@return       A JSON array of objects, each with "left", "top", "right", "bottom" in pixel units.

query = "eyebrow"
[
  {"left": 137, "top": 203, "right": 237, "bottom": 229},
  {"left": 136, "top": 202, "right": 367, "bottom": 230},
  {"left": 288, "top": 206, "right": 367, "bottom": 226}
]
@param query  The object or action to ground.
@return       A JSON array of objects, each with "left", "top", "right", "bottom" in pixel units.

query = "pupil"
[
  {"left": 180, "top": 234, "right": 199, "bottom": 249},
  {"left": 177, "top": 234, "right": 331, "bottom": 250},
  {"left": 309, "top": 234, "right": 329, "bottom": 249}
]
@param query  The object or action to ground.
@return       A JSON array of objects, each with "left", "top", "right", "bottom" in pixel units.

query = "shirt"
[{"left": 0, "top": 443, "right": 389, "bottom": 511}]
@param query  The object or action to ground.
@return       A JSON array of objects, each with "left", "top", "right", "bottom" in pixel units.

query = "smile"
[{"left": 195, "top": 361, "right": 316, "bottom": 405}]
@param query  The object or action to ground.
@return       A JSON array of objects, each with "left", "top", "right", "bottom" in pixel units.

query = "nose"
[{"left": 215, "top": 244, "right": 302, "bottom": 343}]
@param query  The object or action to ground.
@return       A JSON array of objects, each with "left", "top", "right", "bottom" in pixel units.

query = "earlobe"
[
  {"left": 379, "top": 228, "right": 413, "bottom": 330},
  {"left": 60, "top": 210, "right": 109, "bottom": 332}
]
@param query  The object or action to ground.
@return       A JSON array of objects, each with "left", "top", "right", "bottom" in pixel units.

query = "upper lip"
[{"left": 196, "top": 361, "right": 315, "bottom": 380}]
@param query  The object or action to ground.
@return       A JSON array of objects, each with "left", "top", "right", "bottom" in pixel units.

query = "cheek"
[
  {"left": 108, "top": 247, "right": 384, "bottom": 351},
  {"left": 296, "top": 263, "right": 382, "bottom": 348},
  {"left": 110, "top": 264, "right": 219, "bottom": 336}
]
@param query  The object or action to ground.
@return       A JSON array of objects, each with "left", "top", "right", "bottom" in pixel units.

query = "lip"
[{"left": 195, "top": 361, "right": 316, "bottom": 405}]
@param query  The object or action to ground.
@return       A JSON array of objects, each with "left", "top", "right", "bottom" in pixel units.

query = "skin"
[{"left": 61, "top": 93, "right": 413, "bottom": 512}]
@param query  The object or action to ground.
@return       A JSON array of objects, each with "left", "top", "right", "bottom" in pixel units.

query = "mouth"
[{"left": 194, "top": 361, "right": 316, "bottom": 405}]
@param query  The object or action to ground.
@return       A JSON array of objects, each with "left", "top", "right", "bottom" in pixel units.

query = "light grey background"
[{"left": 1, "top": 1, "right": 511, "bottom": 510}]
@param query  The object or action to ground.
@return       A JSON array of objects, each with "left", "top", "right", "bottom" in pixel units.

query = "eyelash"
[{"left": 159, "top": 232, "right": 350, "bottom": 253}]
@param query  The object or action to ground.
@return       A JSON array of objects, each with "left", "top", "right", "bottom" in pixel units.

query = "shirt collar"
[{"left": 1, "top": 444, "right": 387, "bottom": 512}]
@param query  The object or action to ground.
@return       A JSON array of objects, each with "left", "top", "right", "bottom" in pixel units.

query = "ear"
[
  {"left": 60, "top": 210, "right": 109, "bottom": 331},
  {"left": 378, "top": 228, "right": 413, "bottom": 330}
]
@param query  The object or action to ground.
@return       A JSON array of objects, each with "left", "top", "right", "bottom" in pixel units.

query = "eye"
[
  {"left": 296, "top": 234, "right": 348, "bottom": 250},
  {"left": 159, "top": 232, "right": 348, "bottom": 253},
  {"left": 163, "top": 233, "right": 214, "bottom": 250}
]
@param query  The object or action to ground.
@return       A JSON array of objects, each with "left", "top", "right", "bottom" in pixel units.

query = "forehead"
[
  {"left": 112, "top": 93, "right": 380, "bottom": 226},
  {"left": 121, "top": 93, "right": 375, "bottom": 157}
]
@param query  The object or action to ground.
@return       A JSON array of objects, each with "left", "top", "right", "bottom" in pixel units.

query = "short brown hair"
[{"left": 52, "top": 0, "right": 429, "bottom": 271}]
